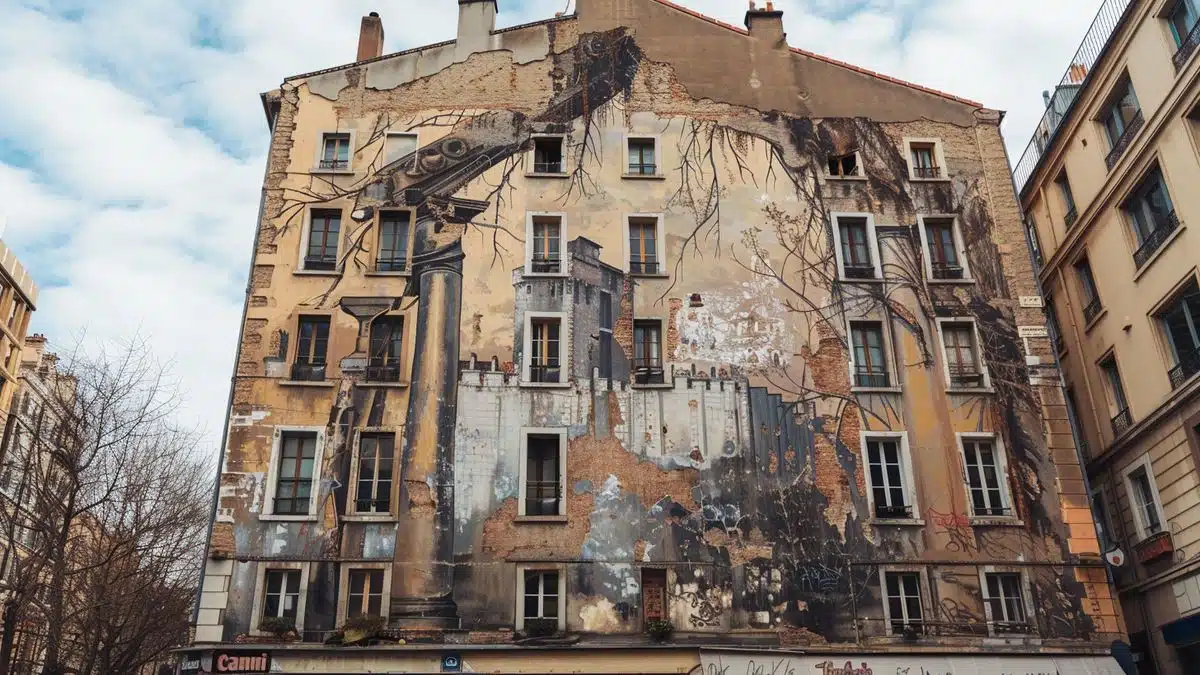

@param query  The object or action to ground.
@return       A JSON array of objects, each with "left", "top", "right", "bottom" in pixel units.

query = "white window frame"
[
  {"left": 978, "top": 567, "right": 1036, "bottom": 636},
  {"left": 830, "top": 212, "right": 882, "bottom": 281},
  {"left": 879, "top": 565, "right": 929, "bottom": 635},
  {"left": 524, "top": 212, "right": 568, "bottom": 277},
  {"left": 313, "top": 130, "right": 357, "bottom": 173},
  {"left": 623, "top": 133, "right": 662, "bottom": 178},
  {"left": 261, "top": 426, "right": 327, "bottom": 521},
  {"left": 528, "top": 134, "right": 568, "bottom": 176},
  {"left": 623, "top": 213, "right": 667, "bottom": 276},
  {"left": 347, "top": 431, "right": 397, "bottom": 519},
  {"left": 383, "top": 131, "right": 418, "bottom": 168},
  {"left": 518, "top": 428, "right": 568, "bottom": 518},
  {"left": 296, "top": 207, "right": 343, "bottom": 275},
  {"left": 935, "top": 317, "right": 992, "bottom": 392},
  {"left": 249, "top": 561, "right": 311, "bottom": 636},
  {"left": 515, "top": 564, "right": 567, "bottom": 632},
  {"left": 825, "top": 150, "right": 866, "bottom": 180},
  {"left": 903, "top": 137, "right": 949, "bottom": 181},
  {"left": 916, "top": 214, "right": 972, "bottom": 283},
  {"left": 1122, "top": 453, "right": 1166, "bottom": 541},
  {"left": 845, "top": 316, "right": 899, "bottom": 392},
  {"left": 522, "top": 311, "right": 569, "bottom": 387},
  {"left": 336, "top": 563, "right": 392, "bottom": 626},
  {"left": 956, "top": 432, "right": 1015, "bottom": 521},
  {"left": 859, "top": 432, "right": 920, "bottom": 523}
]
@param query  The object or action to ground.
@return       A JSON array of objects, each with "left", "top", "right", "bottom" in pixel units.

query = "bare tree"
[{"left": 0, "top": 337, "right": 211, "bottom": 675}]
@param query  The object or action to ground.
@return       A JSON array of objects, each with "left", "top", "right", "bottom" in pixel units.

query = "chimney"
[
  {"left": 456, "top": 0, "right": 498, "bottom": 61},
  {"left": 357, "top": 12, "right": 385, "bottom": 62},
  {"left": 744, "top": 1, "right": 785, "bottom": 44}
]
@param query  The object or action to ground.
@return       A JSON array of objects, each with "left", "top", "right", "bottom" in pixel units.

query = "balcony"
[
  {"left": 634, "top": 360, "right": 665, "bottom": 385},
  {"left": 318, "top": 159, "right": 349, "bottom": 170},
  {"left": 365, "top": 361, "right": 401, "bottom": 383},
  {"left": 973, "top": 505, "right": 1013, "bottom": 518},
  {"left": 1111, "top": 407, "right": 1133, "bottom": 437},
  {"left": 303, "top": 255, "right": 338, "bottom": 272},
  {"left": 948, "top": 365, "right": 985, "bottom": 389},
  {"left": 1064, "top": 206, "right": 1078, "bottom": 229},
  {"left": 1174, "top": 19, "right": 1200, "bottom": 71},
  {"left": 630, "top": 260, "right": 660, "bottom": 275},
  {"left": 842, "top": 263, "right": 877, "bottom": 280},
  {"left": 874, "top": 503, "right": 912, "bottom": 520},
  {"left": 1104, "top": 110, "right": 1145, "bottom": 170},
  {"left": 1082, "top": 297, "right": 1103, "bottom": 324},
  {"left": 375, "top": 256, "right": 407, "bottom": 273},
  {"left": 993, "top": 621, "right": 1032, "bottom": 635},
  {"left": 354, "top": 497, "right": 390, "bottom": 513},
  {"left": 528, "top": 363, "right": 562, "bottom": 384},
  {"left": 533, "top": 161, "right": 563, "bottom": 174},
  {"left": 912, "top": 166, "right": 942, "bottom": 179},
  {"left": 1132, "top": 210, "right": 1180, "bottom": 268},
  {"left": 290, "top": 361, "right": 326, "bottom": 382},
  {"left": 628, "top": 163, "right": 657, "bottom": 176},
  {"left": 525, "top": 480, "right": 561, "bottom": 516},
  {"left": 931, "top": 263, "right": 965, "bottom": 281},
  {"left": 530, "top": 255, "right": 561, "bottom": 274},
  {"left": 854, "top": 367, "right": 890, "bottom": 389},
  {"left": 1168, "top": 348, "right": 1200, "bottom": 389}
]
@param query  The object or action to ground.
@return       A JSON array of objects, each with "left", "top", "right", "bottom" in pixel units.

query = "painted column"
[{"left": 390, "top": 194, "right": 488, "bottom": 626}]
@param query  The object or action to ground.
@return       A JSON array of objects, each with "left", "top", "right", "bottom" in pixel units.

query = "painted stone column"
[{"left": 390, "top": 194, "right": 488, "bottom": 627}]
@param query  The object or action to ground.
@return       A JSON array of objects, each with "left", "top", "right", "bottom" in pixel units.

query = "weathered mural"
[{"left": 202, "top": 0, "right": 1119, "bottom": 654}]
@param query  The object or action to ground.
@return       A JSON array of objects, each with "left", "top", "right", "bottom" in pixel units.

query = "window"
[
  {"left": 304, "top": 209, "right": 341, "bottom": 271},
  {"left": 367, "top": 316, "right": 403, "bottom": 382},
  {"left": 1075, "top": 257, "right": 1102, "bottom": 323},
  {"left": 376, "top": 212, "right": 409, "bottom": 272},
  {"left": 908, "top": 141, "right": 941, "bottom": 179},
  {"left": 292, "top": 316, "right": 330, "bottom": 381},
  {"left": 1056, "top": 171, "right": 1078, "bottom": 228},
  {"left": 633, "top": 320, "right": 664, "bottom": 385},
  {"left": 628, "top": 216, "right": 660, "bottom": 275},
  {"left": 1091, "top": 486, "right": 1112, "bottom": 549},
  {"left": 533, "top": 137, "right": 564, "bottom": 174},
  {"left": 940, "top": 320, "right": 986, "bottom": 389},
  {"left": 850, "top": 322, "right": 890, "bottom": 388},
  {"left": 1027, "top": 216, "right": 1044, "bottom": 270},
  {"left": 834, "top": 214, "right": 878, "bottom": 280},
  {"left": 960, "top": 436, "right": 1011, "bottom": 517},
  {"left": 346, "top": 569, "right": 385, "bottom": 618},
  {"left": 1100, "top": 355, "right": 1132, "bottom": 436},
  {"left": 522, "top": 570, "right": 560, "bottom": 627},
  {"left": 262, "top": 569, "right": 301, "bottom": 622},
  {"left": 921, "top": 217, "right": 966, "bottom": 280},
  {"left": 1170, "top": 0, "right": 1200, "bottom": 67},
  {"left": 354, "top": 434, "right": 394, "bottom": 514},
  {"left": 863, "top": 436, "right": 913, "bottom": 519},
  {"left": 385, "top": 132, "right": 417, "bottom": 166},
  {"left": 1125, "top": 457, "right": 1164, "bottom": 539},
  {"left": 523, "top": 434, "right": 562, "bottom": 516},
  {"left": 983, "top": 573, "right": 1028, "bottom": 633},
  {"left": 1160, "top": 279, "right": 1200, "bottom": 388},
  {"left": 627, "top": 138, "right": 656, "bottom": 175},
  {"left": 528, "top": 215, "right": 563, "bottom": 274},
  {"left": 274, "top": 432, "right": 317, "bottom": 515},
  {"left": 1066, "top": 386, "right": 1089, "bottom": 457},
  {"left": 320, "top": 133, "right": 351, "bottom": 170},
  {"left": 1125, "top": 168, "right": 1179, "bottom": 267},
  {"left": 1101, "top": 79, "right": 1143, "bottom": 168},
  {"left": 827, "top": 152, "right": 860, "bottom": 177},
  {"left": 641, "top": 568, "right": 667, "bottom": 622},
  {"left": 1046, "top": 296, "right": 1065, "bottom": 354},
  {"left": 526, "top": 316, "right": 563, "bottom": 384},
  {"left": 883, "top": 572, "right": 924, "bottom": 635}
]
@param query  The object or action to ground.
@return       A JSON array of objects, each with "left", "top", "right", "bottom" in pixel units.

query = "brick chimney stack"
[
  {"left": 745, "top": 0, "right": 785, "bottom": 44},
  {"left": 357, "top": 12, "right": 385, "bottom": 62}
]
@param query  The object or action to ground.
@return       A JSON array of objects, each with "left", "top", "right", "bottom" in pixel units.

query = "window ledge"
[
  {"left": 909, "top": 177, "right": 952, "bottom": 183},
  {"left": 364, "top": 271, "right": 410, "bottom": 278},
  {"left": 293, "top": 269, "right": 343, "bottom": 277},
  {"left": 1084, "top": 308, "right": 1108, "bottom": 333},
  {"left": 927, "top": 278, "right": 976, "bottom": 286},
  {"left": 969, "top": 517, "right": 1024, "bottom": 527},
  {"left": 946, "top": 387, "right": 995, "bottom": 395},
  {"left": 852, "top": 386, "right": 904, "bottom": 394},
  {"left": 1132, "top": 224, "right": 1186, "bottom": 282},
  {"left": 621, "top": 173, "right": 666, "bottom": 180},
  {"left": 825, "top": 175, "right": 868, "bottom": 182},
  {"left": 630, "top": 273, "right": 671, "bottom": 279},
  {"left": 259, "top": 514, "right": 318, "bottom": 522},
  {"left": 359, "top": 381, "right": 410, "bottom": 388},
  {"left": 839, "top": 277, "right": 884, "bottom": 284},
  {"left": 632, "top": 383, "right": 675, "bottom": 390},
  {"left": 520, "top": 381, "right": 572, "bottom": 389},
  {"left": 868, "top": 518, "right": 926, "bottom": 527},
  {"left": 525, "top": 172, "right": 569, "bottom": 179},
  {"left": 310, "top": 167, "right": 356, "bottom": 175},
  {"left": 279, "top": 380, "right": 336, "bottom": 388},
  {"left": 342, "top": 514, "right": 397, "bottom": 523},
  {"left": 515, "top": 515, "right": 569, "bottom": 524}
]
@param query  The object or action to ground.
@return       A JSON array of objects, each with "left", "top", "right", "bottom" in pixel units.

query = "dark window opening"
[
  {"left": 634, "top": 320, "right": 664, "bottom": 384},
  {"left": 884, "top": 572, "right": 924, "bottom": 635},
  {"left": 642, "top": 568, "right": 667, "bottom": 623},
  {"left": 528, "top": 318, "right": 562, "bottom": 383},
  {"left": 347, "top": 569, "right": 385, "bottom": 618},
  {"left": 1075, "top": 258, "right": 1102, "bottom": 323},
  {"left": 525, "top": 435, "right": 561, "bottom": 516},
  {"left": 828, "top": 153, "right": 859, "bottom": 177},
  {"left": 320, "top": 133, "right": 350, "bottom": 170},
  {"left": 866, "top": 438, "right": 909, "bottom": 519},
  {"left": 368, "top": 316, "right": 403, "bottom": 382},
  {"left": 910, "top": 143, "right": 940, "bottom": 178},
  {"left": 523, "top": 570, "right": 560, "bottom": 623},
  {"left": 274, "top": 432, "right": 317, "bottom": 515},
  {"left": 924, "top": 218, "right": 963, "bottom": 280},
  {"left": 1102, "top": 79, "right": 1143, "bottom": 169},
  {"left": 305, "top": 210, "right": 341, "bottom": 271},
  {"left": 1129, "top": 467, "right": 1162, "bottom": 536},
  {"left": 963, "top": 439, "right": 1010, "bottom": 517},
  {"left": 533, "top": 137, "right": 564, "bottom": 174},
  {"left": 1101, "top": 356, "right": 1131, "bottom": 436},
  {"left": 984, "top": 573, "right": 1028, "bottom": 632},
  {"left": 1160, "top": 280, "right": 1200, "bottom": 388},
  {"left": 942, "top": 322, "right": 984, "bottom": 388},
  {"left": 1056, "top": 172, "right": 1078, "bottom": 228},
  {"left": 376, "top": 212, "right": 409, "bottom": 272},
  {"left": 355, "top": 434, "right": 394, "bottom": 514},
  {"left": 292, "top": 316, "right": 330, "bottom": 381},
  {"left": 263, "top": 569, "right": 301, "bottom": 622},
  {"left": 1125, "top": 169, "right": 1179, "bottom": 268}
]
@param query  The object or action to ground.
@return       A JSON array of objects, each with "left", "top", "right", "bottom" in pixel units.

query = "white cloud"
[{"left": 0, "top": 0, "right": 1102, "bottom": 451}]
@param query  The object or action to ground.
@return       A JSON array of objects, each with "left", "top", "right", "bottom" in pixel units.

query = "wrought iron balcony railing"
[
  {"left": 1082, "top": 297, "right": 1103, "bottom": 324},
  {"left": 912, "top": 166, "right": 942, "bottom": 179},
  {"left": 1168, "top": 348, "right": 1200, "bottom": 389},
  {"left": 993, "top": 621, "right": 1032, "bottom": 635},
  {"left": 530, "top": 255, "right": 561, "bottom": 274},
  {"left": 525, "top": 480, "right": 561, "bottom": 516},
  {"left": 375, "top": 256, "right": 407, "bottom": 273},
  {"left": 318, "top": 159, "right": 349, "bottom": 170},
  {"left": 290, "top": 361, "right": 326, "bottom": 382},
  {"left": 528, "top": 363, "right": 562, "bottom": 384},
  {"left": 948, "top": 365, "right": 985, "bottom": 389},
  {"left": 842, "top": 263, "right": 877, "bottom": 280},
  {"left": 931, "top": 263, "right": 965, "bottom": 280},
  {"left": 1111, "top": 407, "right": 1133, "bottom": 437},
  {"left": 628, "top": 163, "right": 657, "bottom": 175},
  {"left": 354, "top": 497, "right": 390, "bottom": 513},
  {"left": 533, "top": 161, "right": 564, "bottom": 174},
  {"left": 1064, "top": 206, "right": 1078, "bottom": 229},
  {"left": 854, "top": 367, "right": 890, "bottom": 389},
  {"left": 1132, "top": 210, "right": 1180, "bottom": 268},
  {"left": 629, "top": 260, "right": 660, "bottom": 275},
  {"left": 1104, "top": 110, "right": 1145, "bottom": 170},
  {"left": 1174, "top": 19, "right": 1200, "bottom": 71},
  {"left": 874, "top": 503, "right": 913, "bottom": 520},
  {"left": 365, "top": 362, "right": 402, "bottom": 383},
  {"left": 973, "top": 505, "right": 1013, "bottom": 518},
  {"left": 303, "top": 255, "right": 337, "bottom": 271},
  {"left": 634, "top": 359, "right": 665, "bottom": 385}
]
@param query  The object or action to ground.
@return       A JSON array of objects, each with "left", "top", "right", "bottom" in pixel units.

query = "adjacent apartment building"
[
  {"left": 1016, "top": 0, "right": 1200, "bottom": 672},
  {"left": 186, "top": 1, "right": 1124, "bottom": 672}
]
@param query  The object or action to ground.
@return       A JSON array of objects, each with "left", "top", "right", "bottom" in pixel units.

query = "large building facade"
[
  {"left": 1015, "top": 0, "right": 1200, "bottom": 672},
  {"left": 187, "top": 1, "right": 1124, "bottom": 672}
]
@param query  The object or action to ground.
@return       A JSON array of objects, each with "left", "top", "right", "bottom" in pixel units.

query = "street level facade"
[
  {"left": 187, "top": 0, "right": 1124, "bottom": 672},
  {"left": 1015, "top": 0, "right": 1200, "bottom": 673}
]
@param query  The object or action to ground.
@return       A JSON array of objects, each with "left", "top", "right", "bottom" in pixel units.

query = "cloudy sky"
[{"left": 0, "top": 0, "right": 1106, "bottom": 453}]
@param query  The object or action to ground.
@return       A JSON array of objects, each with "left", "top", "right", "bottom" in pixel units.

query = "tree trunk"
[
  {"left": 40, "top": 489, "right": 75, "bottom": 675},
  {"left": 0, "top": 598, "right": 17, "bottom": 675}
]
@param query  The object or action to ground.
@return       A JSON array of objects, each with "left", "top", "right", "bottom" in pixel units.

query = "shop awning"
[{"left": 1162, "top": 611, "right": 1200, "bottom": 646}]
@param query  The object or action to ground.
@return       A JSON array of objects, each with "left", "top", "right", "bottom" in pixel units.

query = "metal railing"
[
  {"left": 1174, "top": 18, "right": 1200, "bottom": 70},
  {"left": 1012, "top": 0, "right": 1135, "bottom": 193},
  {"left": 1168, "top": 348, "right": 1200, "bottom": 389},
  {"left": 528, "top": 363, "right": 562, "bottom": 383},
  {"left": 525, "top": 480, "right": 561, "bottom": 516},
  {"left": 854, "top": 367, "right": 891, "bottom": 389},
  {"left": 355, "top": 497, "right": 391, "bottom": 513},
  {"left": 1104, "top": 109, "right": 1145, "bottom": 169},
  {"left": 1083, "top": 297, "right": 1103, "bottom": 324},
  {"left": 533, "top": 161, "right": 563, "bottom": 174},
  {"left": 948, "top": 365, "right": 985, "bottom": 389},
  {"left": 973, "top": 506, "right": 1014, "bottom": 518},
  {"left": 365, "top": 362, "right": 401, "bottom": 382},
  {"left": 304, "top": 254, "right": 337, "bottom": 271},
  {"left": 628, "top": 163, "right": 657, "bottom": 175},
  {"left": 931, "top": 263, "right": 965, "bottom": 280},
  {"left": 318, "top": 159, "right": 349, "bottom": 170},
  {"left": 530, "top": 255, "right": 561, "bottom": 274},
  {"left": 1132, "top": 209, "right": 1180, "bottom": 268},
  {"left": 874, "top": 504, "right": 912, "bottom": 520},
  {"left": 630, "top": 260, "right": 660, "bottom": 275},
  {"left": 375, "top": 256, "right": 407, "bottom": 273},
  {"left": 1064, "top": 206, "right": 1079, "bottom": 229},
  {"left": 912, "top": 166, "right": 941, "bottom": 179},
  {"left": 842, "top": 262, "right": 877, "bottom": 280},
  {"left": 634, "top": 359, "right": 665, "bottom": 385},
  {"left": 290, "top": 361, "right": 326, "bottom": 382},
  {"left": 1111, "top": 407, "right": 1133, "bottom": 436}
]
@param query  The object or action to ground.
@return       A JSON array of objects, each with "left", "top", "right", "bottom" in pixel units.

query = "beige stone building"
[
  {"left": 186, "top": 0, "right": 1123, "bottom": 672},
  {"left": 0, "top": 238, "right": 37, "bottom": 431},
  {"left": 1016, "top": 0, "right": 1200, "bottom": 672}
]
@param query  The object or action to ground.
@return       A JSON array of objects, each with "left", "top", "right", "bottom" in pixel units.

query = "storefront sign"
[
  {"left": 1018, "top": 325, "right": 1049, "bottom": 338},
  {"left": 1019, "top": 296, "right": 1045, "bottom": 308},
  {"left": 179, "top": 654, "right": 201, "bottom": 675},
  {"left": 212, "top": 651, "right": 271, "bottom": 673},
  {"left": 700, "top": 650, "right": 1126, "bottom": 675}
]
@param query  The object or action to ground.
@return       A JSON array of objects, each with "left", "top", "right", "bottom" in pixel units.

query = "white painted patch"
[
  {"left": 1018, "top": 325, "right": 1048, "bottom": 338},
  {"left": 578, "top": 596, "right": 623, "bottom": 632},
  {"left": 1019, "top": 296, "right": 1044, "bottom": 308}
]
